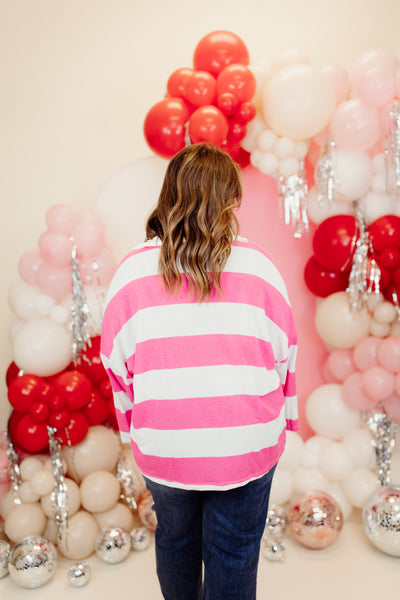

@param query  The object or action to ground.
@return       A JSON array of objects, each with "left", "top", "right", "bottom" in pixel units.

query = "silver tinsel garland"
[
  {"left": 47, "top": 426, "right": 69, "bottom": 549},
  {"left": 315, "top": 136, "right": 335, "bottom": 207},
  {"left": 116, "top": 456, "right": 138, "bottom": 511},
  {"left": 384, "top": 99, "right": 400, "bottom": 200},
  {"left": 278, "top": 159, "right": 309, "bottom": 239},
  {"left": 6, "top": 435, "right": 21, "bottom": 506},
  {"left": 70, "top": 245, "right": 91, "bottom": 365},
  {"left": 362, "top": 406, "right": 397, "bottom": 487}
]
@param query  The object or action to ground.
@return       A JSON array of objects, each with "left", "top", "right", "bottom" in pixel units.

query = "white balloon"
[
  {"left": 34, "top": 293, "right": 56, "bottom": 317},
  {"left": 257, "top": 151, "right": 279, "bottom": 176},
  {"left": 272, "top": 49, "right": 312, "bottom": 72},
  {"left": 248, "top": 61, "right": 273, "bottom": 108},
  {"left": 306, "top": 383, "right": 361, "bottom": 440},
  {"left": 342, "top": 468, "right": 379, "bottom": 508},
  {"left": 50, "top": 304, "right": 69, "bottom": 324},
  {"left": 269, "top": 468, "right": 294, "bottom": 505},
  {"left": 319, "top": 441, "right": 354, "bottom": 481},
  {"left": 294, "top": 140, "right": 310, "bottom": 159},
  {"left": 372, "top": 152, "right": 386, "bottom": 173},
  {"left": 315, "top": 292, "right": 370, "bottom": 349},
  {"left": 371, "top": 172, "right": 386, "bottom": 193},
  {"left": 93, "top": 156, "right": 168, "bottom": 262},
  {"left": 278, "top": 157, "right": 299, "bottom": 177},
  {"left": 326, "top": 483, "right": 353, "bottom": 520},
  {"left": 369, "top": 318, "right": 390, "bottom": 337},
  {"left": 359, "top": 190, "right": 396, "bottom": 224},
  {"left": 256, "top": 128, "right": 278, "bottom": 152},
  {"left": 342, "top": 428, "right": 375, "bottom": 469},
  {"left": 306, "top": 186, "right": 353, "bottom": 225},
  {"left": 242, "top": 114, "right": 268, "bottom": 153},
  {"left": 11, "top": 284, "right": 41, "bottom": 321},
  {"left": 12, "top": 317, "right": 72, "bottom": 376},
  {"left": 373, "top": 301, "right": 397, "bottom": 325},
  {"left": 278, "top": 431, "right": 304, "bottom": 471},
  {"left": 292, "top": 467, "right": 329, "bottom": 493},
  {"left": 333, "top": 151, "right": 373, "bottom": 200},
  {"left": 273, "top": 137, "right": 296, "bottom": 159}
]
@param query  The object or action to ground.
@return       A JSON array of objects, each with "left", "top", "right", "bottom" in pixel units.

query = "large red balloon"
[
  {"left": 55, "top": 371, "right": 92, "bottom": 411},
  {"left": 217, "top": 64, "right": 256, "bottom": 103},
  {"left": 193, "top": 30, "right": 249, "bottom": 77},
  {"left": 8, "top": 374, "right": 47, "bottom": 413},
  {"left": 369, "top": 215, "right": 400, "bottom": 253},
  {"left": 188, "top": 105, "right": 228, "bottom": 145},
  {"left": 312, "top": 215, "right": 357, "bottom": 271},
  {"left": 184, "top": 71, "right": 217, "bottom": 107},
  {"left": 304, "top": 255, "right": 349, "bottom": 297},
  {"left": 56, "top": 412, "right": 89, "bottom": 446},
  {"left": 76, "top": 336, "right": 107, "bottom": 386},
  {"left": 167, "top": 68, "right": 195, "bottom": 98},
  {"left": 14, "top": 413, "right": 49, "bottom": 453},
  {"left": 144, "top": 98, "right": 189, "bottom": 158}
]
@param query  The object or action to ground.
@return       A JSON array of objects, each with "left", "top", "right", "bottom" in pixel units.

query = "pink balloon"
[
  {"left": 36, "top": 262, "right": 72, "bottom": 299},
  {"left": 330, "top": 98, "right": 382, "bottom": 151},
  {"left": 351, "top": 49, "right": 400, "bottom": 87},
  {"left": 39, "top": 231, "right": 74, "bottom": 268},
  {"left": 382, "top": 393, "right": 400, "bottom": 423},
  {"left": 356, "top": 65, "right": 395, "bottom": 108},
  {"left": 361, "top": 365, "right": 394, "bottom": 402},
  {"left": 327, "top": 349, "right": 356, "bottom": 382},
  {"left": 79, "top": 248, "right": 116, "bottom": 286},
  {"left": 352, "top": 336, "right": 381, "bottom": 371},
  {"left": 322, "top": 359, "right": 340, "bottom": 383},
  {"left": 78, "top": 211, "right": 106, "bottom": 233},
  {"left": 72, "top": 223, "right": 104, "bottom": 258},
  {"left": 394, "top": 372, "right": 400, "bottom": 396},
  {"left": 377, "top": 337, "right": 400, "bottom": 372},
  {"left": 18, "top": 249, "right": 41, "bottom": 285},
  {"left": 380, "top": 99, "right": 400, "bottom": 132},
  {"left": 45, "top": 204, "right": 78, "bottom": 235},
  {"left": 342, "top": 372, "right": 377, "bottom": 410},
  {"left": 396, "top": 69, "right": 400, "bottom": 98},
  {"left": 321, "top": 64, "right": 350, "bottom": 105}
]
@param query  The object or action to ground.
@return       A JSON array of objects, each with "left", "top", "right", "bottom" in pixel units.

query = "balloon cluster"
[
  {"left": 6, "top": 337, "right": 117, "bottom": 453},
  {"left": 144, "top": 30, "right": 256, "bottom": 167},
  {"left": 0, "top": 426, "right": 154, "bottom": 562},
  {"left": 10, "top": 204, "right": 116, "bottom": 377}
]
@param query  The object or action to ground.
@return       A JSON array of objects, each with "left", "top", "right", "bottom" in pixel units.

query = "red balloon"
[
  {"left": 376, "top": 247, "right": 400, "bottom": 270},
  {"left": 76, "top": 336, "right": 107, "bottom": 386},
  {"left": 304, "top": 256, "right": 349, "bottom": 297},
  {"left": 56, "top": 412, "right": 89, "bottom": 446},
  {"left": 184, "top": 71, "right": 217, "bottom": 107},
  {"left": 312, "top": 215, "right": 358, "bottom": 271},
  {"left": 227, "top": 119, "right": 246, "bottom": 143},
  {"left": 217, "top": 92, "right": 239, "bottom": 115},
  {"left": 55, "top": 371, "right": 92, "bottom": 411},
  {"left": 30, "top": 401, "right": 50, "bottom": 423},
  {"left": 106, "top": 399, "right": 119, "bottom": 430},
  {"left": 144, "top": 98, "right": 189, "bottom": 158},
  {"left": 6, "top": 362, "right": 20, "bottom": 386},
  {"left": 235, "top": 101, "right": 256, "bottom": 124},
  {"left": 369, "top": 215, "right": 400, "bottom": 252},
  {"left": 189, "top": 105, "right": 228, "bottom": 145},
  {"left": 48, "top": 409, "right": 70, "bottom": 430},
  {"left": 99, "top": 378, "right": 112, "bottom": 399},
  {"left": 14, "top": 414, "right": 49, "bottom": 453},
  {"left": 193, "top": 30, "right": 249, "bottom": 77},
  {"left": 167, "top": 68, "right": 195, "bottom": 98},
  {"left": 229, "top": 145, "right": 251, "bottom": 169},
  {"left": 83, "top": 390, "right": 109, "bottom": 426},
  {"left": 8, "top": 374, "right": 45, "bottom": 413},
  {"left": 217, "top": 64, "right": 256, "bottom": 103}
]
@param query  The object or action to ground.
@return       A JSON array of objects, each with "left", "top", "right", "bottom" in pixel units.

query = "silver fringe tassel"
[
  {"left": 47, "top": 426, "right": 69, "bottom": 549},
  {"left": 385, "top": 99, "right": 400, "bottom": 200},
  {"left": 315, "top": 136, "right": 335, "bottom": 207},
  {"left": 6, "top": 434, "right": 21, "bottom": 506},
  {"left": 362, "top": 406, "right": 397, "bottom": 487},
  {"left": 70, "top": 245, "right": 91, "bottom": 365},
  {"left": 278, "top": 159, "right": 309, "bottom": 239}
]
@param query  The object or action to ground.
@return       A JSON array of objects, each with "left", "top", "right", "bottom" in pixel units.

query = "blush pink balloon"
[
  {"left": 36, "top": 262, "right": 73, "bottom": 299},
  {"left": 377, "top": 337, "right": 400, "bottom": 372},
  {"left": 330, "top": 98, "right": 382, "bottom": 151},
  {"left": 351, "top": 49, "right": 400, "bottom": 87},
  {"left": 79, "top": 248, "right": 116, "bottom": 286},
  {"left": 380, "top": 99, "right": 400, "bottom": 132},
  {"left": 78, "top": 211, "right": 106, "bottom": 233},
  {"left": 361, "top": 365, "right": 394, "bottom": 402},
  {"left": 394, "top": 372, "right": 400, "bottom": 396},
  {"left": 45, "top": 204, "right": 78, "bottom": 235},
  {"left": 352, "top": 336, "right": 381, "bottom": 371},
  {"left": 342, "top": 372, "right": 377, "bottom": 410},
  {"left": 327, "top": 349, "right": 356, "bottom": 382},
  {"left": 396, "top": 69, "right": 400, "bottom": 98},
  {"left": 38, "top": 231, "right": 74, "bottom": 267},
  {"left": 18, "top": 249, "right": 41, "bottom": 285},
  {"left": 382, "top": 393, "right": 400, "bottom": 423},
  {"left": 321, "top": 64, "right": 350, "bottom": 105},
  {"left": 356, "top": 65, "right": 395, "bottom": 108},
  {"left": 322, "top": 359, "right": 340, "bottom": 383},
  {"left": 72, "top": 223, "right": 105, "bottom": 258}
]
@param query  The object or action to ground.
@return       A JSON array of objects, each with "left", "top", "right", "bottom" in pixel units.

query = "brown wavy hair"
[{"left": 145, "top": 143, "right": 243, "bottom": 302}]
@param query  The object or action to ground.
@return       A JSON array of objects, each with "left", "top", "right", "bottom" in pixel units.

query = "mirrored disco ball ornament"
[
  {"left": 287, "top": 490, "right": 343, "bottom": 549},
  {"left": 0, "top": 539, "right": 10, "bottom": 579},
  {"left": 67, "top": 561, "right": 91, "bottom": 587},
  {"left": 362, "top": 485, "right": 400, "bottom": 557},
  {"left": 8, "top": 536, "right": 57, "bottom": 588},
  {"left": 263, "top": 505, "right": 287, "bottom": 539},
  {"left": 130, "top": 527, "right": 151, "bottom": 551},
  {"left": 95, "top": 527, "right": 131, "bottom": 564}
]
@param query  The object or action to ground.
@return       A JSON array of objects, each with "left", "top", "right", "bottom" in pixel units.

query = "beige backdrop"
[{"left": 1, "top": 0, "right": 400, "bottom": 428}]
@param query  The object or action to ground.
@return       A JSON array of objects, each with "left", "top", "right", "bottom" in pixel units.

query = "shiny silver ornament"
[
  {"left": 278, "top": 159, "right": 309, "bottom": 239},
  {"left": 0, "top": 539, "right": 10, "bottom": 579},
  {"left": 263, "top": 505, "right": 287, "bottom": 539},
  {"left": 95, "top": 527, "right": 131, "bottom": 564},
  {"left": 362, "top": 485, "right": 400, "bottom": 557},
  {"left": 67, "top": 561, "right": 91, "bottom": 587},
  {"left": 263, "top": 537, "right": 286, "bottom": 562},
  {"left": 130, "top": 527, "right": 151, "bottom": 551},
  {"left": 8, "top": 536, "right": 57, "bottom": 588}
]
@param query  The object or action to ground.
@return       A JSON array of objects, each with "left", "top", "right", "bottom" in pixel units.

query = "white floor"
[{"left": 1, "top": 510, "right": 399, "bottom": 600}]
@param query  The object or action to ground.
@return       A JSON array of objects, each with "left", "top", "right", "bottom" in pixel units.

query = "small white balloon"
[
  {"left": 30, "top": 470, "right": 55, "bottom": 497},
  {"left": 34, "top": 294, "right": 56, "bottom": 317},
  {"left": 306, "top": 383, "right": 361, "bottom": 440},
  {"left": 242, "top": 114, "right": 268, "bottom": 153},
  {"left": 372, "top": 152, "right": 385, "bottom": 173},
  {"left": 359, "top": 191, "right": 396, "bottom": 224},
  {"left": 333, "top": 151, "right": 373, "bottom": 200},
  {"left": 293, "top": 467, "right": 329, "bottom": 493},
  {"left": 279, "top": 431, "right": 305, "bottom": 471},
  {"left": 326, "top": 483, "right": 353, "bottom": 520},
  {"left": 269, "top": 468, "right": 294, "bottom": 505},
  {"left": 373, "top": 301, "right": 397, "bottom": 325},
  {"left": 273, "top": 137, "right": 296, "bottom": 159},
  {"left": 50, "top": 304, "right": 69, "bottom": 325},
  {"left": 342, "top": 468, "right": 380, "bottom": 508},
  {"left": 342, "top": 428, "right": 375, "bottom": 469},
  {"left": 273, "top": 49, "right": 312, "bottom": 72},
  {"left": 294, "top": 140, "right": 310, "bottom": 159},
  {"left": 19, "top": 482, "right": 41, "bottom": 504},
  {"left": 5, "top": 504, "right": 47, "bottom": 543},
  {"left": 258, "top": 151, "right": 279, "bottom": 176},
  {"left": 256, "top": 128, "right": 278, "bottom": 152},
  {"left": 319, "top": 441, "right": 354, "bottom": 481},
  {"left": 20, "top": 457, "right": 44, "bottom": 481},
  {"left": 369, "top": 319, "right": 390, "bottom": 337},
  {"left": 371, "top": 172, "right": 387, "bottom": 193}
]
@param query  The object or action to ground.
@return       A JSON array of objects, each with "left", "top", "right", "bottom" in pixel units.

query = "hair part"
[{"left": 145, "top": 143, "right": 243, "bottom": 302}]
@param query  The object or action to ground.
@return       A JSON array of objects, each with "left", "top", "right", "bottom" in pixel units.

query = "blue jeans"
[{"left": 144, "top": 466, "right": 276, "bottom": 600}]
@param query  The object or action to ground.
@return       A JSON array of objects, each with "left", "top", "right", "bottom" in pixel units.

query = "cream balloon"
[
  {"left": 272, "top": 49, "right": 311, "bottom": 72},
  {"left": 63, "top": 425, "right": 120, "bottom": 482},
  {"left": 12, "top": 317, "right": 72, "bottom": 376},
  {"left": 292, "top": 467, "right": 329, "bottom": 493},
  {"left": 43, "top": 519, "right": 59, "bottom": 545},
  {"left": 5, "top": 503, "right": 47, "bottom": 543},
  {"left": 306, "top": 186, "right": 353, "bottom": 225},
  {"left": 263, "top": 64, "right": 335, "bottom": 140},
  {"left": 277, "top": 431, "right": 304, "bottom": 471},
  {"left": 306, "top": 383, "right": 361, "bottom": 440},
  {"left": 359, "top": 191, "right": 396, "bottom": 224},
  {"left": 19, "top": 457, "right": 44, "bottom": 481},
  {"left": 94, "top": 502, "right": 135, "bottom": 532},
  {"left": 30, "top": 469, "right": 55, "bottom": 497},
  {"left": 325, "top": 483, "right": 353, "bottom": 520},
  {"left": 342, "top": 428, "right": 375, "bottom": 469},
  {"left": 58, "top": 511, "right": 99, "bottom": 560},
  {"left": 41, "top": 478, "right": 81, "bottom": 519},
  {"left": 319, "top": 441, "right": 354, "bottom": 481},
  {"left": 342, "top": 468, "right": 379, "bottom": 508},
  {"left": 19, "top": 482, "right": 41, "bottom": 504},
  {"left": 93, "top": 156, "right": 168, "bottom": 262},
  {"left": 80, "top": 471, "right": 121, "bottom": 514},
  {"left": 333, "top": 151, "right": 373, "bottom": 200},
  {"left": 269, "top": 468, "right": 294, "bottom": 505},
  {"left": 315, "top": 292, "right": 370, "bottom": 349}
]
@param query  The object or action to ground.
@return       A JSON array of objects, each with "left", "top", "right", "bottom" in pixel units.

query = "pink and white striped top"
[{"left": 101, "top": 237, "right": 298, "bottom": 490}]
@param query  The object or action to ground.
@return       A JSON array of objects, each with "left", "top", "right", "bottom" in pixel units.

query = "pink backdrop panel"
[{"left": 238, "top": 165, "right": 326, "bottom": 439}]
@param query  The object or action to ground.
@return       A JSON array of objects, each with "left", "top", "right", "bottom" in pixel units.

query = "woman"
[{"left": 101, "top": 143, "right": 298, "bottom": 600}]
